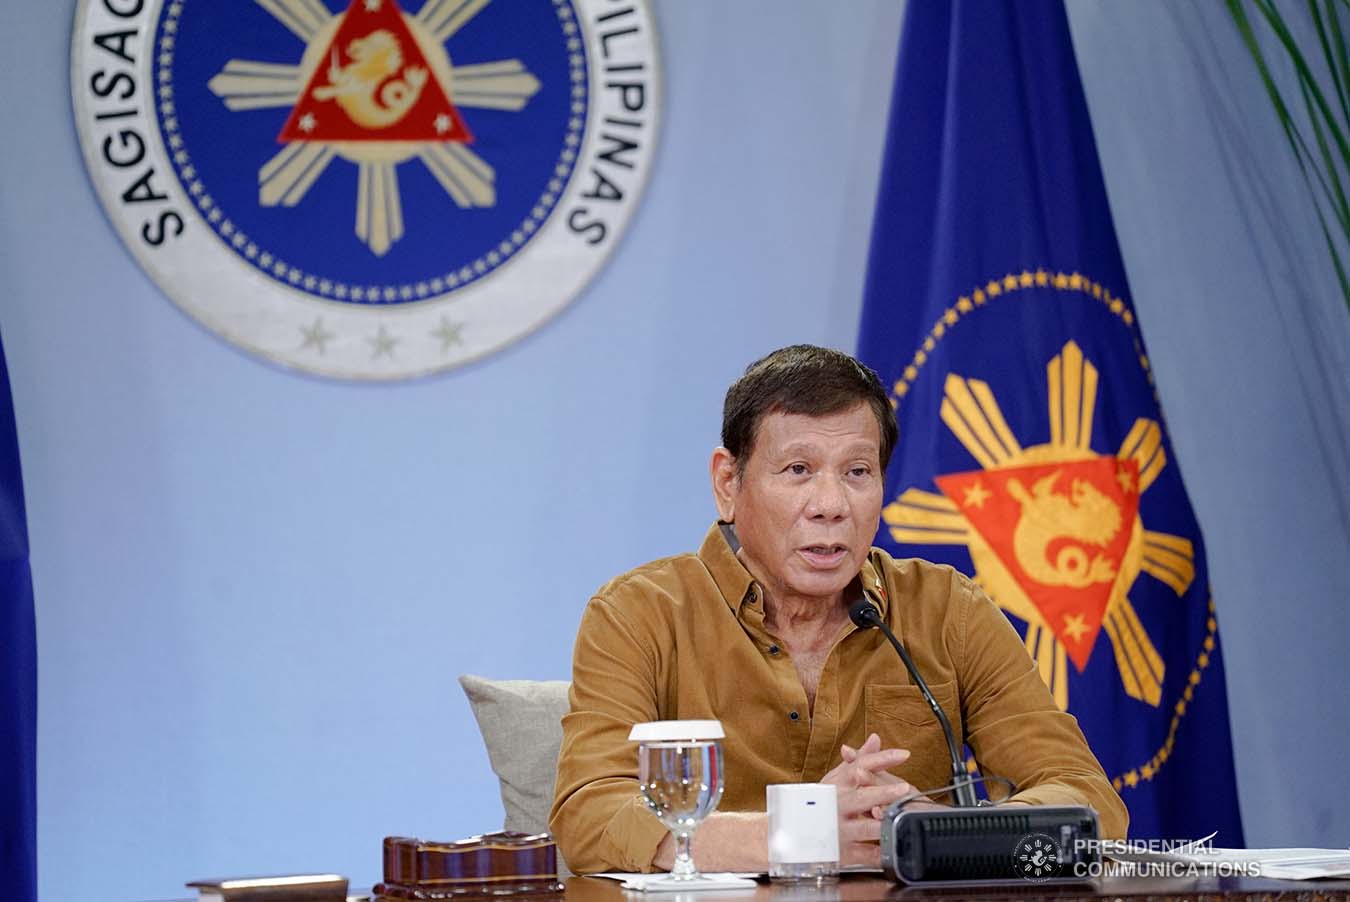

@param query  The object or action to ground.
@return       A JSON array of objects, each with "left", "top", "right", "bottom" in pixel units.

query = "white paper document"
[
  {"left": 1107, "top": 844, "right": 1350, "bottom": 880},
  {"left": 1199, "top": 849, "right": 1350, "bottom": 881},
  {"left": 592, "top": 872, "right": 760, "bottom": 892}
]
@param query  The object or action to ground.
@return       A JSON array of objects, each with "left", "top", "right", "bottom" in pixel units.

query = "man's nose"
[{"left": 807, "top": 474, "right": 849, "bottom": 519}]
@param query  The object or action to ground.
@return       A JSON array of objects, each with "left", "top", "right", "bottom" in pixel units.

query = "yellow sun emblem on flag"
[{"left": 884, "top": 339, "right": 1196, "bottom": 710}]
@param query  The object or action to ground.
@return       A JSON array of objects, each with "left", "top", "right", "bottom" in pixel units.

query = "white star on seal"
[
  {"left": 368, "top": 326, "right": 398, "bottom": 359},
  {"left": 299, "top": 113, "right": 316, "bottom": 132},
  {"left": 431, "top": 317, "right": 464, "bottom": 352},
  {"left": 364, "top": 0, "right": 381, "bottom": 10},
  {"left": 434, "top": 113, "right": 452, "bottom": 134},
  {"left": 300, "top": 318, "right": 334, "bottom": 354}
]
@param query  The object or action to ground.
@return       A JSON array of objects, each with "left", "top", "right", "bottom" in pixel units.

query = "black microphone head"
[{"left": 848, "top": 595, "right": 881, "bottom": 628}]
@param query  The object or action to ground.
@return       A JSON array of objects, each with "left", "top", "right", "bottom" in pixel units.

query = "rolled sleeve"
[{"left": 549, "top": 596, "right": 671, "bottom": 873}]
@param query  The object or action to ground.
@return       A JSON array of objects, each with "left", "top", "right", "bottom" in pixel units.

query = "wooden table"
[
  {"left": 559, "top": 873, "right": 1350, "bottom": 902},
  {"left": 148, "top": 873, "right": 1350, "bottom": 901}
]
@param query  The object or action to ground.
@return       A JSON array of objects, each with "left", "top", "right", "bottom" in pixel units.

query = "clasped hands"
[{"left": 823, "top": 732, "right": 941, "bottom": 868}]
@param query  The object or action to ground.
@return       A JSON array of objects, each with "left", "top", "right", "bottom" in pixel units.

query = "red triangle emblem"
[
  {"left": 935, "top": 457, "right": 1139, "bottom": 671},
  {"left": 278, "top": 0, "right": 473, "bottom": 143}
]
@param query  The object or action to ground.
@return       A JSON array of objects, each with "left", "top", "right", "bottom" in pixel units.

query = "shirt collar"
[
  {"left": 700, "top": 522, "right": 758, "bottom": 612},
  {"left": 698, "top": 521, "right": 890, "bottom": 619},
  {"left": 858, "top": 551, "right": 890, "bottom": 621}
]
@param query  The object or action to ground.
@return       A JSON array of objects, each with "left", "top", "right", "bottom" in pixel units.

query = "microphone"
[
  {"left": 848, "top": 595, "right": 1102, "bottom": 885},
  {"left": 847, "top": 595, "right": 979, "bottom": 808}
]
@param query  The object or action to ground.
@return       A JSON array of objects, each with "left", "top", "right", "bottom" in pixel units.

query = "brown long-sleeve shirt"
[{"left": 549, "top": 523, "right": 1127, "bottom": 873}]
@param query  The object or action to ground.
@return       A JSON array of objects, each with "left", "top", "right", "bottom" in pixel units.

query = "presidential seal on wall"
[{"left": 72, "top": 0, "right": 660, "bottom": 379}]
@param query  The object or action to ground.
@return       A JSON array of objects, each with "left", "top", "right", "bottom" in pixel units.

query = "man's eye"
[
  {"left": 851, "top": 467, "right": 871, "bottom": 478},
  {"left": 787, "top": 464, "right": 808, "bottom": 476}
]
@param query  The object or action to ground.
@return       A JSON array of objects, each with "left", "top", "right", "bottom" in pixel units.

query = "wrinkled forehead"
[{"left": 747, "top": 404, "right": 882, "bottom": 460}]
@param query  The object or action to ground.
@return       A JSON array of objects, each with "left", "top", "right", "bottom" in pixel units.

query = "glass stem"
[{"left": 671, "top": 830, "right": 696, "bottom": 878}]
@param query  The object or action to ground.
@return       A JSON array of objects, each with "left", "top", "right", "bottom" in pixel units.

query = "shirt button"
[
  {"left": 768, "top": 645, "right": 780, "bottom": 655},
  {"left": 789, "top": 710, "right": 800, "bottom": 721}
]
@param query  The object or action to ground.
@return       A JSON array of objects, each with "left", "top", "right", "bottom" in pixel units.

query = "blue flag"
[
  {"left": 0, "top": 335, "right": 36, "bottom": 901},
  {"left": 858, "top": 0, "right": 1243, "bottom": 842}
]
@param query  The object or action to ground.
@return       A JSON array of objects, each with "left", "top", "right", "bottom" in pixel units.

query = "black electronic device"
[{"left": 880, "top": 803, "right": 1101, "bottom": 885}]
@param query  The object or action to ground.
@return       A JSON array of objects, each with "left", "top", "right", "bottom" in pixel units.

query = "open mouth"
[{"left": 799, "top": 544, "right": 848, "bottom": 568}]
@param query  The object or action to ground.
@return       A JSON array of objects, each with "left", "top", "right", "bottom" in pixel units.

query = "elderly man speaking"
[{"left": 549, "top": 345, "right": 1126, "bottom": 874}]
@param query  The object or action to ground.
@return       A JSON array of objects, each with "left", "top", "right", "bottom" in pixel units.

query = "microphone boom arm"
[{"left": 850, "top": 598, "right": 980, "bottom": 808}]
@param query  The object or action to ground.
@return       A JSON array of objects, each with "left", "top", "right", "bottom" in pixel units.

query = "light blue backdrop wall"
[{"left": 1, "top": 2, "right": 1347, "bottom": 900}]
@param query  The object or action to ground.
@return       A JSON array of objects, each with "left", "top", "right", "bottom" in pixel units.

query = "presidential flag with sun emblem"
[{"left": 858, "top": 0, "right": 1244, "bottom": 842}]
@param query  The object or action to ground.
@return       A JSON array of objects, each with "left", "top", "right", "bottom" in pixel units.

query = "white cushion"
[{"left": 458, "top": 674, "right": 571, "bottom": 875}]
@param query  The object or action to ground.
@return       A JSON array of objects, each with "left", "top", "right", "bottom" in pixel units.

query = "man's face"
[{"left": 716, "top": 403, "right": 885, "bottom": 606}]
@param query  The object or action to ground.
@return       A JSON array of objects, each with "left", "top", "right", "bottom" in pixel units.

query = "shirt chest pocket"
[{"left": 863, "top": 682, "right": 963, "bottom": 794}]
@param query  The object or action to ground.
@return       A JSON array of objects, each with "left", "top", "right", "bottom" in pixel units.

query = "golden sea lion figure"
[
  {"left": 1006, "top": 470, "right": 1121, "bottom": 588},
  {"left": 312, "top": 30, "right": 428, "bottom": 130}
]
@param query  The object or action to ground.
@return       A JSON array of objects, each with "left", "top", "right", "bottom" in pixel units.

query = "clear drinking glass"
[{"left": 629, "top": 720, "right": 726, "bottom": 883}]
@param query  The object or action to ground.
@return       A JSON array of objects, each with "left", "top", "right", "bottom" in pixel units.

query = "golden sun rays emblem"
[
  {"left": 207, "top": 0, "right": 542, "bottom": 257},
  {"left": 884, "top": 340, "right": 1196, "bottom": 710}
]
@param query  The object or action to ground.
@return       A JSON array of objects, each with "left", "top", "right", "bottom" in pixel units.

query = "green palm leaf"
[{"left": 1227, "top": 0, "right": 1350, "bottom": 313}]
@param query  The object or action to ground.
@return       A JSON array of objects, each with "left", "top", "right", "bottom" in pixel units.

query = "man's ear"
[{"left": 709, "top": 447, "right": 739, "bottom": 522}]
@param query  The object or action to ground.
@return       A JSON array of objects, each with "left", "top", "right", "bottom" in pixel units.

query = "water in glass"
[{"left": 637, "top": 739, "right": 724, "bottom": 879}]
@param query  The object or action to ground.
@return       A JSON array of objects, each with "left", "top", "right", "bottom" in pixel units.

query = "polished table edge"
[
  {"left": 136, "top": 874, "right": 1350, "bottom": 902},
  {"left": 560, "top": 873, "right": 1350, "bottom": 901}
]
